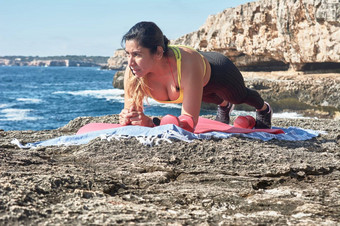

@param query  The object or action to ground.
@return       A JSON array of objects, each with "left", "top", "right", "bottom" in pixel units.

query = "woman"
[{"left": 119, "top": 21, "right": 272, "bottom": 132}]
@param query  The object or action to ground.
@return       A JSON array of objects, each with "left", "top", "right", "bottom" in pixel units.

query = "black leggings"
[{"left": 201, "top": 52, "right": 264, "bottom": 109}]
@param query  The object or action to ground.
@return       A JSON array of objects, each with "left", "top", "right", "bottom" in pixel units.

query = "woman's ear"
[{"left": 154, "top": 46, "right": 164, "bottom": 60}]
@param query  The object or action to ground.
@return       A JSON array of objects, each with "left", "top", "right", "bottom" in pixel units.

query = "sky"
[{"left": 0, "top": 0, "right": 251, "bottom": 57}]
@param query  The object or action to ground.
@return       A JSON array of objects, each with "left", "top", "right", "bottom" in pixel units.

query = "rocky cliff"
[
  {"left": 241, "top": 71, "right": 340, "bottom": 115},
  {"left": 107, "top": 49, "right": 128, "bottom": 70},
  {"left": 173, "top": 0, "right": 340, "bottom": 71}
]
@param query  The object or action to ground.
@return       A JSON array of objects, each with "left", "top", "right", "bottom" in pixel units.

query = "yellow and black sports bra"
[{"left": 148, "top": 45, "right": 207, "bottom": 104}]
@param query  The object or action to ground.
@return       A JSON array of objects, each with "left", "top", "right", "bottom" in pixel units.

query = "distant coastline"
[{"left": 0, "top": 55, "right": 109, "bottom": 67}]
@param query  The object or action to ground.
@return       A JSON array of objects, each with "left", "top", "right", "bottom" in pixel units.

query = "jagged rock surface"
[
  {"left": 173, "top": 0, "right": 340, "bottom": 71},
  {"left": 242, "top": 72, "right": 340, "bottom": 111},
  {"left": 1, "top": 115, "right": 339, "bottom": 225},
  {"left": 107, "top": 49, "right": 127, "bottom": 70}
]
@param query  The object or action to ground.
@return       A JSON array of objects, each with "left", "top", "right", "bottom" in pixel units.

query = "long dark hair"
[
  {"left": 121, "top": 21, "right": 169, "bottom": 54},
  {"left": 121, "top": 22, "right": 170, "bottom": 110}
]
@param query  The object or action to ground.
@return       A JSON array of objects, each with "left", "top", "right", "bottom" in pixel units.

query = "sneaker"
[
  {"left": 215, "top": 102, "right": 234, "bottom": 124},
  {"left": 255, "top": 102, "right": 272, "bottom": 129}
]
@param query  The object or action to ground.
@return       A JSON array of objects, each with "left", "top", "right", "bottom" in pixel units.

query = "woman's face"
[{"left": 125, "top": 39, "right": 155, "bottom": 77}]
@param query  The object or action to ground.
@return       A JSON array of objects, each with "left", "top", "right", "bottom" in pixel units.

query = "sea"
[{"left": 0, "top": 66, "right": 306, "bottom": 131}]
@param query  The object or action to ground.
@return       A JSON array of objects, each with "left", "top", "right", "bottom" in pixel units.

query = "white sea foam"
[
  {"left": 273, "top": 112, "right": 312, "bottom": 119},
  {"left": 0, "top": 103, "right": 12, "bottom": 109},
  {"left": 53, "top": 88, "right": 181, "bottom": 109},
  {"left": 54, "top": 89, "right": 125, "bottom": 102},
  {"left": 16, "top": 98, "right": 43, "bottom": 104},
  {"left": 230, "top": 110, "right": 311, "bottom": 119},
  {"left": 0, "top": 108, "right": 42, "bottom": 121}
]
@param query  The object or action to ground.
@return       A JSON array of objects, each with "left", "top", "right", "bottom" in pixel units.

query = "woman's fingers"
[
  {"left": 129, "top": 113, "right": 141, "bottom": 122},
  {"left": 119, "top": 109, "right": 149, "bottom": 126},
  {"left": 130, "top": 120, "right": 142, "bottom": 125},
  {"left": 119, "top": 108, "right": 132, "bottom": 125},
  {"left": 119, "top": 116, "right": 129, "bottom": 125}
]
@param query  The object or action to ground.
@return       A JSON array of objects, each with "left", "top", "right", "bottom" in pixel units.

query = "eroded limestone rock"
[{"left": 173, "top": 0, "right": 340, "bottom": 71}]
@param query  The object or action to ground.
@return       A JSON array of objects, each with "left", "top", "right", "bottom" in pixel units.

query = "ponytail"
[{"left": 163, "top": 35, "right": 169, "bottom": 53}]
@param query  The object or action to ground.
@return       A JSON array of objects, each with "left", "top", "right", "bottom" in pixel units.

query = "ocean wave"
[
  {"left": 53, "top": 89, "right": 183, "bottom": 109},
  {"left": 53, "top": 89, "right": 125, "bottom": 102},
  {"left": 16, "top": 98, "right": 43, "bottom": 104},
  {"left": 223, "top": 110, "right": 310, "bottom": 119},
  {"left": 0, "top": 108, "right": 42, "bottom": 121},
  {"left": 0, "top": 103, "right": 13, "bottom": 109},
  {"left": 273, "top": 112, "right": 312, "bottom": 119}
]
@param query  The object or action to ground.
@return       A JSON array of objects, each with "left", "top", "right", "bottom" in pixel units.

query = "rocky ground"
[
  {"left": 242, "top": 72, "right": 340, "bottom": 117},
  {"left": 1, "top": 114, "right": 339, "bottom": 225}
]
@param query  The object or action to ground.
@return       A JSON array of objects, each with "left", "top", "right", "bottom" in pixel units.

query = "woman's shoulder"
[
  {"left": 171, "top": 45, "right": 198, "bottom": 53},
  {"left": 170, "top": 45, "right": 201, "bottom": 61}
]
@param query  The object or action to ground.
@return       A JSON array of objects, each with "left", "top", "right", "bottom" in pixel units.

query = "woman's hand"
[
  {"left": 119, "top": 108, "right": 131, "bottom": 125},
  {"left": 119, "top": 108, "right": 153, "bottom": 127},
  {"left": 129, "top": 110, "right": 154, "bottom": 127}
]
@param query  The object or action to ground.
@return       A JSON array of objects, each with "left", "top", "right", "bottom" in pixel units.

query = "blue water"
[{"left": 0, "top": 66, "right": 217, "bottom": 131}]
